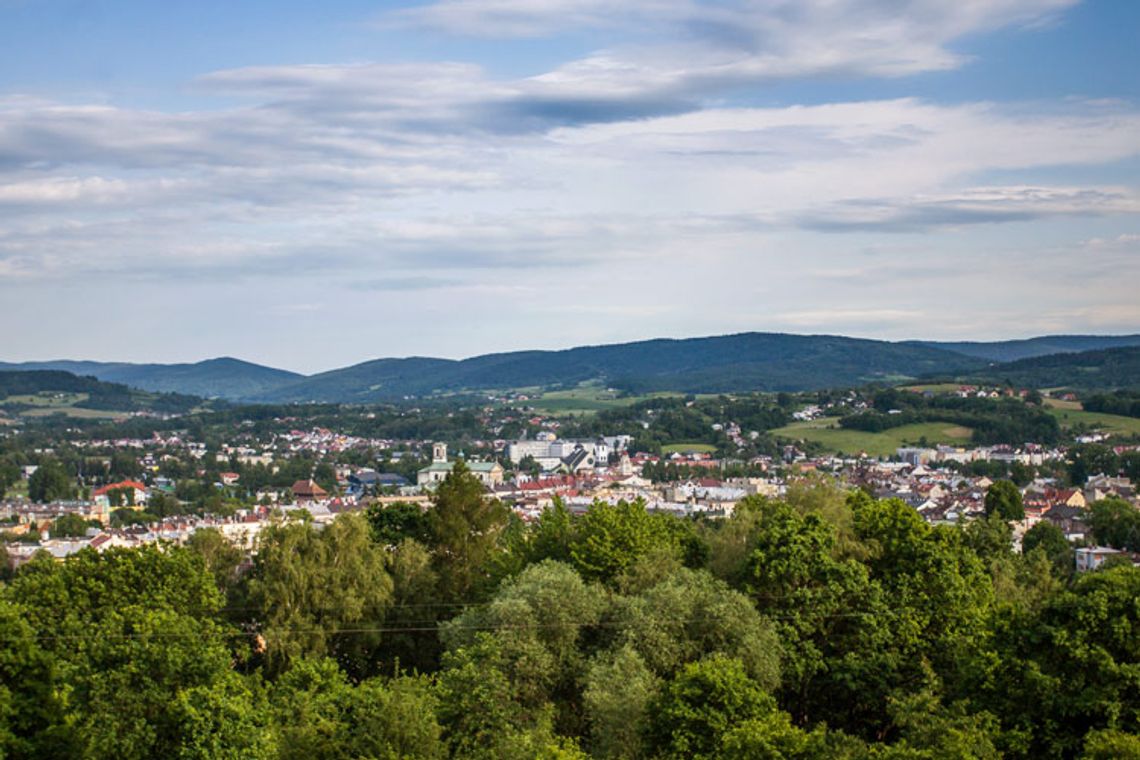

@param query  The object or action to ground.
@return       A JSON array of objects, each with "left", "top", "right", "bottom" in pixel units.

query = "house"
[
  {"left": 219, "top": 472, "right": 241, "bottom": 486},
  {"left": 1051, "top": 488, "right": 1087, "bottom": 509},
  {"left": 92, "top": 480, "right": 149, "bottom": 509},
  {"left": 291, "top": 479, "right": 329, "bottom": 503},
  {"left": 347, "top": 470, "right": 410, "bottom": 496},
  {"left": 1075, "top": 546, "right": 1122, "bottom": 573},
  {"left": 417, "top": 443, "right": 504, "bottom": 488},
  {"left": 1042, "top": 504, "right": 1088, "bottom": 537}
]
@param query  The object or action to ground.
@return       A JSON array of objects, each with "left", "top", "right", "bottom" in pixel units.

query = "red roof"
[{"left": 93, "top": 480, "right": 147, "bottom": 497}]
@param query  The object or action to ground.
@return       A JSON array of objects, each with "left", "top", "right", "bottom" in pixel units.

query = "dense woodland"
[{"left": 3, "top": 464, "right": 1140, "bottom": 759}]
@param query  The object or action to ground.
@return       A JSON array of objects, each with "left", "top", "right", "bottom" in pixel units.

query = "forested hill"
[
  {"left": 965, "top": 346, "right": 1140, "bottom": 390},
  {"left": 0, "top": 370, "right": 201, "bottom": 414},
  {"left": 8, "top": 331, "right": 1140, "bottom": 402},
  {"left": 913, "top": 333, "right": 1140, "bottom": 362},
  {"left": 0, "top": 357, "right": 302, "bottom": 400},
  {"left": 252, "top": 333, "right": 987, "bottom": 402}
]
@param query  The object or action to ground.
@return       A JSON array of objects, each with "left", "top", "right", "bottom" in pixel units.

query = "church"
[{"left": 417, "top": 443, "right": 504, "bottom": 488}]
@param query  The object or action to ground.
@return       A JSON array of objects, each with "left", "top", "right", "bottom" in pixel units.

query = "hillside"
[
  {"left": 255, "top": 333, "right": 987, "bottom": 402},
  {"left": 9, "top": 331, "right": 1140, "bottom": 403},
  {"left": 0, "top": 370, "right": 201, "bottom": 417},
  {"left": 0, "top": 357, "right": 301, "bottom": 400},
  {"left": 913, "top": 334, "right": 1140, "bottom": 362},
  {"left": 965, "top": 346, "right": 1140, "bottom": 389}
]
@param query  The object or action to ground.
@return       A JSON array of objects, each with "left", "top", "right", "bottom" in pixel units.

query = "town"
[{"left": 5, "top": 382, "right": 1139, "bottom": 574}]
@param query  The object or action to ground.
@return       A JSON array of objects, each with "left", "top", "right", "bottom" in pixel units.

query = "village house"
[
  {"left": 92, "top": 480, "right": 149, "bottom": 510},
  {"left": 291, "top": 479, "right": 329, "bottom": 503}
]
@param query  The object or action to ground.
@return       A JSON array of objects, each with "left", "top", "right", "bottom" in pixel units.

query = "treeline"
[
  {"left": 1083, "top": 390, "right": 1140, "bottom": 418},
  {"left": 839, "top": 390, "right": 1061, "bottom": 445},
  {"left": 3, "top": 467, "right": 1140, "bottom": 758}
]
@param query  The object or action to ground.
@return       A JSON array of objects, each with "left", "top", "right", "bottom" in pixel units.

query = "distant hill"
[
  {"left": 965, "top": 346, "right": 1140, "bottom": 389},
  {"left": 912, "top": 334, "right": 1140, "bottom": 362},
  {"left": 0, "top": 370, "right": 201, "bottom": 416},
  {"left": 0, "top": 357, "right": 301, "bottom": 400},
  {"left": 253, "top": 333, "right": 987, "bottom": 402},
  {"left": 8, "top": 331, "right": 1139, "bottom": 403}
]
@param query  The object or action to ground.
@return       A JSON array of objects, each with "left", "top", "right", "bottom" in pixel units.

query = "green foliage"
[
  {"left": 976, "top": 565, "right": 1140, "bottom": 757},
  {"left": 870, "top": 689, "right": 1000, "bottom": 759},
  {"left": 243, "top": 514, "right": 393, "bottom": 676},
  {"left": 1082, "top": 729, "right": 1140, "bottom": 759},
  {"left": 582, "top": 645, "right": 660, "bottom": 759},
  {"left": 366, "top": 501, "right": 431, "bottom": 546},
  {"left": 1021, "top": 521, "right": 1073, "bottom": 576},
  {"left": 27, "top": 460, "right": 72, "bottom": 502},
  {"left": 48, "top": 511, "right": 97, "bottom": 537},
  {"left": 271, "top": 658, "right": 444, "bottom": 760},
  {"left": 569, "top": 499, "right": 687, "bottom": 584},
  {"left": 1088, "top": 497, "right": 1140, "bottom": 551},
  {"left": 185, "top": 527, "right": 245, "bottom": 592},
  {"left": 5, "top": 475, "right": 1140, "bottom": 757},
  {"left": 614, "top": 567, "right": 781, "bottom": 689},
  {"left": 648, "top": 655, "right": 777, "bottom": 759},
  {"left": 984, "top": 480, "right": 1025, "bottom": 521},
  {"left": 429, "top": 460, "right": 510, "bottom": 601},
  {"left": 0, "top": 599, "right": 69, "bottom": 757}
]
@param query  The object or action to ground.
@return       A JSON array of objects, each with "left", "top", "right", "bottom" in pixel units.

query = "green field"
[
  {"left": 526, "top": 384, "right": 681, "bottom": 416},
  {"left": 770, "top": 419, "right": 974, "bottom": 457},
  {"left": 3, "top": 392, "right": 128, "bottom": 420},
  {"left": 661, "top": 442, "right": 718, "bottom": 454},
  {"left": 1046, "top": 408, "right": 1140, "bottom": 437}
]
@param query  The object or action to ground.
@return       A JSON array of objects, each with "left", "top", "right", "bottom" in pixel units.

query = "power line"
[{"left": 10, "top": 609, "right": 892, "bottom": 642}]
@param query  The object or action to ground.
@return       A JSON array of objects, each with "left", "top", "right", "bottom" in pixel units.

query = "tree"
[
  {"left": 185, "top": 528, "right": 244, "bottom": 592},
  {"left": 984, "top": 480, "right": 1024, "bottom": 521},
  {"left": 0, "top": 599, "right": 71, "bottom": 757},
  {"left": 271, "top": 658, "right": 444, "bottom": 760},
  {"left": 48, "top": 512, "right": 96, "bottom": 538},
  {"left": 976, "top": 566, "right": 1140, "bottom": 757},
  {"left": 366, "top": 501, "right": 431, "bottom": 546},
  {"left": 441, "top": 560, "right": 608, "bottom": 729},
  {"left": 243, "top": 514, "right": 393, "bottom": 676},
  {"left": 1082, "top": 730, "right": 1140, "bottom": 759},
  {"left": 582, "top": 645, "right": 659, "bottom": 759},
  {"left": 1021, "top": 521, "right": 1072, "bottom": 577},
  {"left": 434, "top": 633, "right": 568, "bottom": 759},
  {"left": 428, "top": 460, "right": 510, "bottom": 602},
  {"left": 1088, "top": 497, "right": 1140, "bottom": 551},
  {"left": 27, "top": 461, "right": 71, "bottom": 503},
  {"left": 648, "top": 655, "right": 776, "bottom": 759},
  {"left": 614, "top": 568, "right": 781, "bottom": 689},
  {"left": 569, "top": 499, "right": 685, "bottom": 585}
]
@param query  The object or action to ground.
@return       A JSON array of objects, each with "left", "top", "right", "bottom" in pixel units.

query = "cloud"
[
  {"left": 390, "top": 0, "right": 1082, "bottom": 101},
  {"left": 799, "top": 186, "right": 1140, "bottom": 232}
]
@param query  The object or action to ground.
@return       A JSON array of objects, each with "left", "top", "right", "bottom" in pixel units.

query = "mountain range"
[{"left": 3, "top": 332, "right": 1139, "bottom": 402}]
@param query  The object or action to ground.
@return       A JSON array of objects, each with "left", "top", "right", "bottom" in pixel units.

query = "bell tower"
[{"left": 432, "top": 442, "right": 448, "bottom": 463}]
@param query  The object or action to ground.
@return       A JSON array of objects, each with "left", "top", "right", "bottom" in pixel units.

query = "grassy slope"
[
  {"left": 770, "top": 419, "right": 974, "bottom": 457},
  {"left": 661, "top": 443, "right": 718, "bottom": 454},
  {"left": 1046, "top": 407, "right": 1140, "bottom": 436}
]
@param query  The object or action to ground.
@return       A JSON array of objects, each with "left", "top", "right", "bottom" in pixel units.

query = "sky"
[{"left": 0, "top": 0, "right": 1137, "bottom": 374}]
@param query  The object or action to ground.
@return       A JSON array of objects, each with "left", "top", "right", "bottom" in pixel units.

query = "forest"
[{"left": 2, "top": 464, "right": 1139, "bottom": 759}]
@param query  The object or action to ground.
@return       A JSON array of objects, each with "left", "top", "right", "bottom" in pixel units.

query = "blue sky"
[{"left": 0, "top": 0, "right": 1137, "bottom": 373}]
